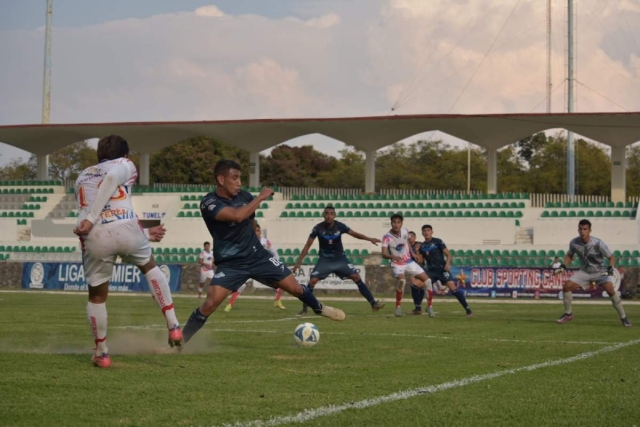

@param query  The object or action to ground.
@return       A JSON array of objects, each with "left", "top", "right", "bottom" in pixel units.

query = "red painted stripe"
[
  {"left": 95, "top": 336, "right": 107, "bottom": 343},
  {"left": 161, "top": 303, "right": 174, "bottom": 314}
]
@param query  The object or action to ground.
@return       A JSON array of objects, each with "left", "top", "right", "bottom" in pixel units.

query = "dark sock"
[
  {"left": 298, "top": 285, "right": 322, "bottom": 314},
  {"left": 453, "top": 288, "right": 469, "bottom": 310},
  {"left": 182, "top": 307, "right": 209, "bottom": 344},
  {"left": 410, "top": 285, "right": 422, "bottom": 310},
  {"left": 301, "top": 286, "right": 314, "bottom": 311},
  {"left": 355, "top": 279, "right": 376, "bottom": 305}
]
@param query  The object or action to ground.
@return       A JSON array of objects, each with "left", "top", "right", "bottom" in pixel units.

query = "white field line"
[
  {"left": 219, "top": 339, "right": 640, "bottom": 427},
  {"left": 2, "top": 289, "right": 639, "bottom": 306},
  {"left": 112, "top": 323, "right": 621, "bottom": 346}
]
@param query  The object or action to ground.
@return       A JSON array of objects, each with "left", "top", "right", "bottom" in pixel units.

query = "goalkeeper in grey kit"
[{"left": 555, "top": 219, "right": 631, "bottom": 327}]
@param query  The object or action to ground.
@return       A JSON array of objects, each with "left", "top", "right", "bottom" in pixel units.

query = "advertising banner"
[
  {"left": 22, "top": 262, "right": 182, "bottom": 292},
  {"left": 252, "top": 264, "right": 364, "bottom": 290},
  {"left": 446, "top": 266, "right": 621, "bottom": 298}
]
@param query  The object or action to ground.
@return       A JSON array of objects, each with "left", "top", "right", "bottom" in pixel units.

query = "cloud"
[
  {"left": 194, "top": 5, "right": 225, "bottom": 18},
  {"left": 1, "top": 0, "right": 640, "bottom": 164},
  {"left": 304, "top": 13, "right": 341, "bottom": 28}
]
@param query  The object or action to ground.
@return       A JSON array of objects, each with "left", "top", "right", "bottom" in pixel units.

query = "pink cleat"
[
  {"left": 556, "top": 313, "right": 574, "bottom": 324},
  {"left": 91, "top": 352, "right": 112, "bottom": 368},
  {"left": 168, "top": 326, "right": 183, "bottom": 348}
]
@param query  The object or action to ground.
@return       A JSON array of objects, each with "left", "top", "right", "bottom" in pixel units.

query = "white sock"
[
  {"left": 198, "top": 285, "right": 204, "bottom": 294},
  {"left": 611, "top": 294, "right": 627, "bottom": 319},
  {"left": 563, "top": 291, "right": 573, "bottom": 314},
  {"left": 237, "top": 283, "right": 247, "bottom": 294},
  {"left": 425, "top": 279, "right": 433, "bottom": 292},
  {"left": 87, "top": 302, "right": 108, "bottom": 356},
  {"left": 145, "top": 267, "right": 179, "bottom": 329}
]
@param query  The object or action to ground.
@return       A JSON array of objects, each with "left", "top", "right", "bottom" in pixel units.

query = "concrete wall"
[
  {"left": 0, "top": 219, "right": 18, "bottom": 241},
  {"left": 533, "top": 219, "right": 639, "bottom": 246}
]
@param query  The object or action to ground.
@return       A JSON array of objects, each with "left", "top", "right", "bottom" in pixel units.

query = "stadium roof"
[{"left": 1, "top": 112, "right": 640, "bottom": 156}]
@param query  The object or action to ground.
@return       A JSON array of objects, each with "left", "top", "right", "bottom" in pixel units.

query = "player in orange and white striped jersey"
[
  {"left": 198, "top": 241, "right": 215, "bottom": 299},
  {"left": 381, "top": 213, "right": 430, "bottom": 317},
  {"left": 224, "top": 223, "right": 286, "bottom": 311},
  {"left": 73, "top": 135, "right": 182, "bottom": 368}
]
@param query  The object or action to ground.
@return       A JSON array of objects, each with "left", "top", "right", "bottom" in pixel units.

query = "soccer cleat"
[
  {"left": 427, "top": 307, "right": 435, "bottom": 318},
  {"left": 168, "top": 326, "right": 183, "bottom": 347},
  {"left": 224, "top": 304, "right": 233, "bottom": 312},
  {"left": 371, "top": 301, "right": 385, "bottom": 312},
  {"left": 411, "top": 308, "right": 423, "bottom": 315},
  {"left": 556, "top": 313, "right": 574, "bottom": 324},
  {"left": 274, "top": 300, "right": 286, "bottom": 310},
  {"left": 91, "top": 352, "right": 111, "bottom": 368},
  {"left": 466, "top": 308, "right": 474, "bottom": 317},
  {"left": 297, "top": 308, "right": 308, "bottom": 316},
  {"left": 319, "top": 305, "right": 346, "bottom": 321},
  {"left": 621, "top": 318, "right": 632, "bottom": 327},
  {"left": 168, "top": 326, "right": 183, "bottom": 348},
  {"left": 394, "top": 306, "right": 402, "bottom": 317}
]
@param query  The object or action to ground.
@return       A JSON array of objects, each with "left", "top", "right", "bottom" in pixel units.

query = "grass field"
[{"left": 0, "top": 292, "right": 639, "bottom": 427}]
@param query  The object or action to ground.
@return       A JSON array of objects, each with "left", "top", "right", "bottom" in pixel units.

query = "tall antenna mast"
[
  {"left": 547, "top": 0, "right": 552, "bottom": 113},
  {"left": 566, "top": 0, "right": 575, "bottom": 195}
]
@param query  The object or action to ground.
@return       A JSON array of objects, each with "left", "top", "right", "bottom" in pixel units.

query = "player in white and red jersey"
[
  {"left": 381, "top": 213, "right": 430, "bottom": 317},
  {"left": 198, "top": 241, "right": 215, "bottom": 299},
  {"left": 73, "top": 135, "right": 182, "bottom": 368},
  {"left": 224, "top": 223, "right": 286, "bottom": 311}
]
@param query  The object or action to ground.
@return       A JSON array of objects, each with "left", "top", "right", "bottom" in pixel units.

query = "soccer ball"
[{"left": 293, "top": 323, "right": 320, "bottom": 348}]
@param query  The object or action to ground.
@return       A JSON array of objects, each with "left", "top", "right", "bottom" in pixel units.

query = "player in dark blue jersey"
[
  {"left": 181, "top": 160, "right": 346, "bottom": 344},
  {"left": 408, "top": 231, "right": 434, "bottom": 317},
  {"left": 413, "top": 224, "right": 473, "bottom": 317},
  {"left": 293, "top": 205, "right": 385, "bottom": 315}
]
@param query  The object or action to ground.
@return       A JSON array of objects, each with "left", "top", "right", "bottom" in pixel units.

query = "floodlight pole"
[
  {"left": 42, "top": 0, "right": 52, "bottom": 124},
  {"left": 38, "top": 0, "right": 53, "bottom": 181},
  {"left": 566, "top": 0, "right": 575, "bottom": 196}
]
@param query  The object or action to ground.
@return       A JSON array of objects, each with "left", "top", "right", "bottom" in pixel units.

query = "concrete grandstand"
[{"left": 1, "top": 181, "right": 638, "bottom": 270}]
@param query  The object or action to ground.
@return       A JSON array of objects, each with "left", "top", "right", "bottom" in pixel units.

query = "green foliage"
[
  {"left": 261, "top": 145, "right": 338, "bottom": 187},
  {"left": 150, "top": 136, "right": 250, "bottom": 185},
  {"left": 626, "top": 145, "right": 640, "bottom": 197},
  {"left": 0, "top": 156, "right": 37, "bottom": 180},
  {"left": 48, "top": 141, "right": 97, "bottom": 183}
]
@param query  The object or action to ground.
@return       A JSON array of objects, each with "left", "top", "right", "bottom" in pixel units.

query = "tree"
[
  {"left": 316, "top": 148, "right": 364, "bottom": 188},
  {"left": 150, "top": 137, "right": 250, "bottom": 185},
  {"left": 260, "top": 145, "right": 337, "bottom": 187},
  {"left": 48, "top": 141, "right": 97, "bottom": 184},
  {"left": 574, "top": 139, "right": 610, "bottom": 196},
  {"left": 626, "top": 145, "right": 640, "bottom": 198},
  {"left": 0, "top": 156, "right": 37, "bottom": 181},
  {"left": 515, "top": 132, "right": 547, "bottom": 165}
]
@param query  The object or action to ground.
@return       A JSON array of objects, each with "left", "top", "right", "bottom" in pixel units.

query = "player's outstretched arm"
[
  {"left": 74, "top": 163, "right": 131, "bottom": 236},
  {"left": 214, "top": 187, "right": 273, "bottom": 224},
  {"left": 293, "top": 237, "right": 315, "bottom": 274},
  {"left": 347, "top": 229, "right": 381, "bottom": 246}
]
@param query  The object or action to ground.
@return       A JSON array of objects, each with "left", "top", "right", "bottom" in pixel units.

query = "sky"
[{"left": 1, "top": 0, "right": 639, "bottom": 165}]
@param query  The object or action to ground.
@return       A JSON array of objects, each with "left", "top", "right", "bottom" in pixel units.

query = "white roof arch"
[{"left": 1, "top": 112, "right": 639, "bottom": 156}]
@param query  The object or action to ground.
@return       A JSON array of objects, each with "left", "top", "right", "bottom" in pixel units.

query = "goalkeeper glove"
[{"left": 554, "top": 263, "right": 567, "bottom": 275}]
